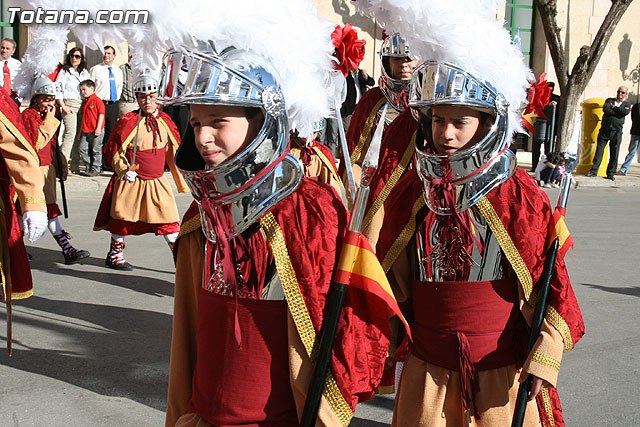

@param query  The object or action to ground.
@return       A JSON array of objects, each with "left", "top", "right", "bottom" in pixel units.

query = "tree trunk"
[{"left": 534, "top": 0, "right": 633, "bottom": 152}]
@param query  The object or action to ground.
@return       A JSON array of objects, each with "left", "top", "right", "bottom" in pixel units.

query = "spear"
[
  {"left": 300, "top": 104, "right": 389, "bottom": 427},
  {"left": 335, "top": 99, "right": 357, "bottom": 208},
  {"left": 511, "top": 172, "right": 572, "bottom": 427}
]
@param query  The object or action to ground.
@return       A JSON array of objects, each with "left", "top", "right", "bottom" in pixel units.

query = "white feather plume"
[
  {"left": 353, "top": 0, "right": 533, "bottom": 136},
  {"left": 12, "top": 25, "right": 68, "bottom": 101}
]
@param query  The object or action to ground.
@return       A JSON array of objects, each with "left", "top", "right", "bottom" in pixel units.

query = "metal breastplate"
[{"left": 416, "top": 205, "right": 509, "bottom": 282}]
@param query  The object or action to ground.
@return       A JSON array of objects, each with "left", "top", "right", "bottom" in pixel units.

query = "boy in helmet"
[
  {"left": 94, "top": 69, "right": 189, "bottom": 270},
  {"left": 350, "top": 1, "right": 585, "bottom": 426},
  {"left": 339, "top": 33, "right": 417, "bottom": 197},
  {"left": 21, "top": 74, "right": 90, "bottom": 264},
  {"left": 150, "top": 1, "right": 394, "bottom": 426}
]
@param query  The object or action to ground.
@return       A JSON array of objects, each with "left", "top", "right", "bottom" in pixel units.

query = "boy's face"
[
  {"left": 189, "top": 104, "right": 264, "bottom": 168},
  {"left": 80, "top": 85, "right": 94, "bottom": 99},
  {"left": 388, "top": 56, "right": 417, "bottom": 81},
  {"left": 136, "top": 92, "right": 158, "bottom": 115},
  {"left": 35, "top": 95, "right": 56, "bottom": 112},
  {"left": 429, "top": 105, "right": 493, "bottom": 154}
]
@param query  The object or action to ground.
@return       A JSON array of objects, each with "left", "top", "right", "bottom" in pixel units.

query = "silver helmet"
[
  {"left": 32, "top": 74, "right": 62, "bottom": 99},
  {"left": 157, "top": 47, "right": 303, "bottom": 242},
  {"left": 133, "top": 68, "right": 158, "bottom": 94},
  {"left": 378, "top": 33, "right": 413, "bottom": 112},
  {"left": 410, "top": 61, "right": 516, "bottom": 214}
]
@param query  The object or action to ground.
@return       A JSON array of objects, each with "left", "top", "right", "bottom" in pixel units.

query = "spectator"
[
  {"left": 89, "top": 45, "right": 123, "bottom": 153},
  {"left": 531, "top": 82, "right": 560, "bottom": 171},
  {"left": 617, "top": 102, "right": 639, "bottom": 176},
  {"left": 118, "top": 52, "right": 137, "bottom": 117},
  {"left": 0, "top": 38, "right": 21, "bottom": 101},
  {"left": 340, "top": 67, "right": 375, "bottom": 131},
  {"left": 77, "top": 79, "right": 105, "bottom": 176},
  {"left": 535, "top": 151, "right": 562, "bottom": 188},
  {"left": 55, "top": 47, "right": 90, "bottom": 173},
  {"left": 586, "top": 86, "right": 631, "bottom": 180}
]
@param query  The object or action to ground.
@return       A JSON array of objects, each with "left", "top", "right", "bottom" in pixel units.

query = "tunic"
[
  {"left": 166, "top": 178, "right": 392, "bottom": 426},
  {"left": 94, "top": 109, "right": 189, "bottom": 235},
  {"left": 21, "top": 107, "right": 63, "bottom": 219}
]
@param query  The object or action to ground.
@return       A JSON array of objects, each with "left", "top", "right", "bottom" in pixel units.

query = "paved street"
[{"left": 0, "top": 168, "right": 639, "bottom": 426}]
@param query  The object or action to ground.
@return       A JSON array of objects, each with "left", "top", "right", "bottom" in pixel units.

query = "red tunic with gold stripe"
[
  {"left": 363, "top": 109, "right": 585, "bottom": 426},
  {"left": 166, "top": 178, "right": 391, "bottom": 427},
  {"left": 94, "top": 109, "right": 188, "bottom": 235}
]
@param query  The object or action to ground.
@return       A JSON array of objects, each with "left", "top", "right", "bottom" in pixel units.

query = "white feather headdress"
[
  {"left": 12, "top": 25, "right": 68, "bottom": 101},
  {"left": 353, "top": 0, "right": 533, "bottom": 135}
]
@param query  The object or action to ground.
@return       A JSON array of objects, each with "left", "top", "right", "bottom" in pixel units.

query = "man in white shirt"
[
  {"left": 90, "top": 45, "right": 123, "bottom": 160},
  {"left": 0, "top": 38, "right": 21, "bottom": 101}
]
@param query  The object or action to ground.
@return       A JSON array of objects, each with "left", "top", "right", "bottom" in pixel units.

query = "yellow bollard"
[{"left": 576, "top": 98, "right": 608, "bottom": 176}]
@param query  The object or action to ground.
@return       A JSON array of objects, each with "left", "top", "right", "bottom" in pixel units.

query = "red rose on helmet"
[{"left": 331, "top": 24, "right": 366, "bottom": 77}]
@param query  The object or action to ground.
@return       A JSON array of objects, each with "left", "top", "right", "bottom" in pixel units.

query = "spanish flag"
[
  {"left": 334, "top": 230, "right": 411, "bottom": 339},
  {"left": 548, "top": 206, "right": 574, "bottom": 261}
]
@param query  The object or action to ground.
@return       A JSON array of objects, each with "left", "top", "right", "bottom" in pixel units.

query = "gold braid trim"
[
  {"left": 363, "top": 132, "right": 416, "bottom": 231},
  {"left": 531, "top": 351, "right": 561, "bottom": 372},
  {"left": 177, "top": 212, "right": 202, "bottom": 240},
  {"left": 0, "top": 110, "right": 40, "bottom": 163},
  {"left": 344, "top": 97, "right": 388, "bottom": 184},
  {"left": 312, "top": 145, "right": 340, "bottom": 184},
  {"left": 541, "top": 387, "right": 556, "bottom": 427},
  {"left": 10, "top": 289, "right": 33, "bottom": 300},
  {"left": 476, "top": 198, "right": 574, "bottom": 353},
  {"left": 381, "top": 196, "right": 425, "bottom": 273},
  {"left": 475, "top": 198, "right": 534, "bottom": 303},
  {"left": 22, "top": 197, "right": 47, "bottom": 206},
  {"left": 260, "top": 213, "right": 353, "bottom": 426}
]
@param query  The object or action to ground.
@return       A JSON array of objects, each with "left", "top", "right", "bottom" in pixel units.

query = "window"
[
  {"left": 1, "top": 0, "right": 19, "bottom": 55},
  {"left": 505, "top": 0, "right": 535, "bottom": 67}
]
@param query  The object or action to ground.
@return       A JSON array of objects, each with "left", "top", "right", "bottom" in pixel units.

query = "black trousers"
[
  {"left": 589, "top": 128, "right": 623, "bottom": 177},
  {"left": 103, "top": 100, "right": 120, "bottom": 147}
]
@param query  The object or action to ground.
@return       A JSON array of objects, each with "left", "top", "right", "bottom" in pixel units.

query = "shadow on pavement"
[
  {"left": 27, "top": 246, "right": 175, "bottom": 297},
  {"left": 349, "top": 418, "right": 390, "bottom": 426},
  {"left": 581, "top": 283, "right": 640, "bottom": 297},
  {"left": 1, "top": 295, "right": 171, "bottom": 411}
]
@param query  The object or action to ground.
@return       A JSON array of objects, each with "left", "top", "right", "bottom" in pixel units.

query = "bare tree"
[{"left": 535, "top": 0, "right": 634, "bottom": 152}]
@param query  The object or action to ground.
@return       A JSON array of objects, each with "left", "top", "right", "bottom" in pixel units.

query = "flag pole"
[
  {"left": 300, "top": 105, "right": 388, "bottom": 427},
  {"left": 511, "top": 173, "right": 572, "bottom": 427}
]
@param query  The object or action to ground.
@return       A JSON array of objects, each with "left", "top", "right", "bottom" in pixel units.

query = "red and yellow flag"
[
  {"left": 334, "top": 230, "right": 411, "bottom": 339},
  {"left": 548, "top": 206, "right": 574, "bottom": 261}
]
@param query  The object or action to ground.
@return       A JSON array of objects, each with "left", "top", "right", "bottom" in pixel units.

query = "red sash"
[
  {"left": 128, "top": 148, "right": 165, "bottom": 180},
  {"left": 410, "top": 278, "right": 526, "bottom": 371},
  {"left": 188, "top": 290, "right": 299, "bottom": 426},
  {"left": 410, "top": 278, "right": 527, "bottom": 412}
]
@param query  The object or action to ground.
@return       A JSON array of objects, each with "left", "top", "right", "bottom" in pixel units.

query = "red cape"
[{"left": 178, "top": 178, "right": 392, "bottom": 415}]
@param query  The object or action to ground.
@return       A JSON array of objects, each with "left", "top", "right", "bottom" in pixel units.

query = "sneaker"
[
  {"left": 550, "top": 183, "right": 560, "bottom": 188},
  {"left": 616, "top": 170, "right": 627, "bottom": 176},
  {"left": 543, "top": 183, "right": 553, "bottom": 188},
  {"left": 585, "top": 171, "right": 597, "bottom": 177}
]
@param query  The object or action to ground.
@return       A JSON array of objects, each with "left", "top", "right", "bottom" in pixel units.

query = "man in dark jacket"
[
  {"left": 617, "top": 102, "right": 640, "bottom": 175},
  {"left": 586, "top": 86, "right": 631, "bottom": 180}
]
